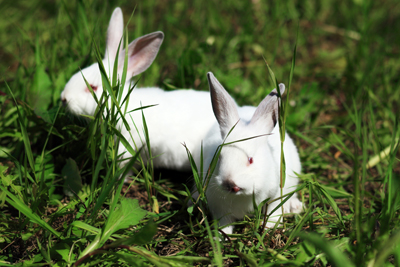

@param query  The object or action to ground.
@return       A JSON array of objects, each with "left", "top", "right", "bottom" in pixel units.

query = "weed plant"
[{"left": 0, "top": 0, "right": 399, "bottom": 266}]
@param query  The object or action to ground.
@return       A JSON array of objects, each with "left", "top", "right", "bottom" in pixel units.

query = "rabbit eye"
[
  {"left": 248, "top": 157, "right": 253, "bottom": 165},
  {"left": 85, "top": 85, "right": 98, "bottom": 93}
]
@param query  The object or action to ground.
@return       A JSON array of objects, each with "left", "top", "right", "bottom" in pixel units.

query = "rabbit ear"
[
  {"left": 105, "top": 7, "right": 124, "bottom": 63},
  {"left": 207, "top": 72, "right": 240, "bottom": 137},
  {"left": 278, "top": 83, "right": 285, "bottom": 95},
  {"left": 119, "top": 31, "right": 164, "bottom": 77},
  {"left": 249, "top": 87, "right": 281, "bottom": 133}
]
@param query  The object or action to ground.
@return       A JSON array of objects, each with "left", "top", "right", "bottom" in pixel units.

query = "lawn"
[{"left": 0, "top": 0, "right": 399, "bottom": 266}]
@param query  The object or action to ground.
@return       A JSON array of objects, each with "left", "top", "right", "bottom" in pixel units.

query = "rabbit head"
[
  {"left": 207, "top": 72, "right": 286, "bottom": 197},
  {"left": 60, "top": 7, "right": 164, "bottom": 116}
]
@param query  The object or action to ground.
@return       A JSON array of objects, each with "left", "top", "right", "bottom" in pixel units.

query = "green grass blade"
[
  {"left": 204, "top": 219, "right": 223, "bottom": 267},
  {"left": 0, "top": 185, "right": 61, "bottom": 237},
  {"left": 183, "top": 143, "right": 202, "bottom": 199},
  {"left": 141, "top": 109, "right": 155, "bottom": 211},
  {"left": 372, "top": 230, "right": 400, "bottom": 267},
  {"left": 298, "top": 232, "right": 355, "bottom": 267},
  {"left": 112, "top": 40, "right": 122, "bottom": 89},
  {"left": 120, "top": 27, "right": 129, "bottom": 94},
  {"left": 5, "top": 82, "right": 36, "bottom": 179},
  {"left": 284, "top": 23, "right": 298, "bottom": 120},
  {"left": 92, "top": 36, "right": 131, "bottom": 132}
]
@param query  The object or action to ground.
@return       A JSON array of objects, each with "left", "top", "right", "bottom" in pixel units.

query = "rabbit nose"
[{"left": 222, "top": 180, "right": 241, "bottom": 193}]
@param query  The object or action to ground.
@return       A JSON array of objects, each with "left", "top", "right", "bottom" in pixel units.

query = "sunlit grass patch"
[{"left": 1, "top": 0, "right": 399, "bottom": 266}]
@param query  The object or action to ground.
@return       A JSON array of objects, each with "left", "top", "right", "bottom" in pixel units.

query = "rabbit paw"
[
  {"left": 283, "top": 197, "right": 303, "bottom": 214},
  {"left": 122, "top": 170, "right": 134, "bottom": 183},
  {"left": 265, "top": 221, "right": 280, "bottom": 229}
]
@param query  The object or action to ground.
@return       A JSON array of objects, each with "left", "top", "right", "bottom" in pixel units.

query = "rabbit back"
[{"left": 119, "top": 88, "right": 215, "bottom": 170}]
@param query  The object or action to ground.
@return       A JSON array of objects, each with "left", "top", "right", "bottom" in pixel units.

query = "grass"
[{"left": 1, "top": 0, "right": 400, "bottom": 266}]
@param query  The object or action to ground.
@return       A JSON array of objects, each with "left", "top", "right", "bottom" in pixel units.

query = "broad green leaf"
[
  {"left": 28, "top": 39, "right": 52, "bottom": 119},
  {"left": 101, "top": 198, "right": 147, "bottom": 243},
  {"left": 71, "top": 221, "right": 101, "bottom": 235},
  {"left": 50, "top": 242, "right": 73, "bottom": 262},
  {"left": 62, "top": 158, "right": 82, "bottom": 197},
  {"left": 108, "top": 220, "right": 157, "bottom": 248}
]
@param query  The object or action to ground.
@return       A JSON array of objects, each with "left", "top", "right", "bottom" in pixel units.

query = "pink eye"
[
  {"left": 85, "top": 85, "right": 98, "bottom": 93},
  {"left": 248, "top": 157, "right": 253, "bottom": 165}
]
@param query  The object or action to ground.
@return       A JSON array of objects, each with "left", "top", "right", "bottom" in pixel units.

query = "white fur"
[
  {"left": 115, "top": 88, "right": 214, "bottom": 170},
  {"left": 195, "top": 72, "right": 303, "bottom": 235},
  {"left": 61, "top": 8, "right": 303, "bottom": 234},
  {"left": 60, "top": 8, "right": 216, "bottom": 171}
]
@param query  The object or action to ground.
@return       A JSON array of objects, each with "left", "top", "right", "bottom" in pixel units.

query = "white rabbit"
[
  {"left": 60, "top": 7, "right": 164, "bottom": 117},
  {"left": 194, "top": 72, "right": 303, "bottom": 235},
  {"left": 61, "top": 9, "right": 303, "bottom": 228},
  {"left": 61, "top": 7, "right": 216, "bottom": 171}
]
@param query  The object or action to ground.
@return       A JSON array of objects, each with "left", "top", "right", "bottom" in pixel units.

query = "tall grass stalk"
[{"left": 264, "top": 31, "right": 297, "bottom": 228}]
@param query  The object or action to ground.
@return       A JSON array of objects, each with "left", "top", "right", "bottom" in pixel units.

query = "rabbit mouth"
[
  {"left": 61, "top": 97, "right": 67, "bottom": 107},
  {"left": 220, "top": 180, "right": 256, "bottom": 196},
  {"left": 220, "top": 184, "right": 255, "bottom": 196},
  {"left": 222, "top": 180, "right": 241, "bottom": 194}
]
